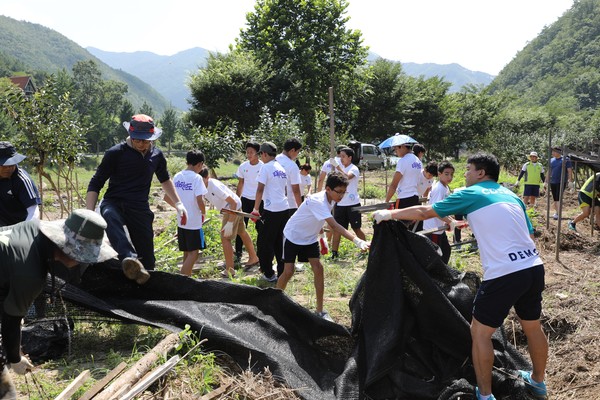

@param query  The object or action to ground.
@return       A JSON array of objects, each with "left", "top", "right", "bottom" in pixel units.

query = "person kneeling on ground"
[
  {"left": 568, "top": 172, "right": 600, "bottom": 232},
  {"left": 276, "top": 172, "right": 370, "bottom": 321},
  {"left": 0, "top": 209, "right": 117, "bottom": 397},
  {"left": 199, "top": 168, "right": 259, "bottom": 278}
]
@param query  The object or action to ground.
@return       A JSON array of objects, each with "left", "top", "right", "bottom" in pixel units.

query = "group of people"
[{"left": 6, "top": 111, "right": 598, "bottom": 399}]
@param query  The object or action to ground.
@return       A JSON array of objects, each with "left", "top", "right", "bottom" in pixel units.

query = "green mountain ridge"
[{"left": 0, "top": 15, "right": 170, "bottom": 114}]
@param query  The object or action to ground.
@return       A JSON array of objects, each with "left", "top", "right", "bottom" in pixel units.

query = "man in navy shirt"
[
  {"left": 544, "top": 146, "right": 573, "bottom": 220},
  {"left": 0, "top": 142, "right": 41, "bottom": 226},
  {"left": 86, "top": 115, "right": 187, "bottom": 284}
]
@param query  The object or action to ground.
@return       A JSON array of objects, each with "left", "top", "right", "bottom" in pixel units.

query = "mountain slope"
[
  {"left": 489, "top": 0, "right": 600, "bottom": 110},
  {"left": 87, "top": 47, "right": 209, "bottom": 110},
  {"left": 401, "top": 62, "right": 494, "bottom": 91},
  {"left": 0, "top": 15, "right": 170, "bottom": 114}
]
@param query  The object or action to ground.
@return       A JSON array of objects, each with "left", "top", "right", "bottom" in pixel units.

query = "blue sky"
[{"left": 2, "top": 0, "right": 573, "bottom": 75}]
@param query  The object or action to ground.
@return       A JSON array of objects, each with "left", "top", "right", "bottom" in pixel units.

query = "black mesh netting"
[{"left": 28, "top": 220, "right": 536, "bottom": 399}]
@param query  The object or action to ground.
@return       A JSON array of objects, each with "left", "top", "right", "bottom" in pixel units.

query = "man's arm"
[
  {"left": 254, "top": 183, "right": 265, "bottom": 211},
  {"left": 387, "top": 204, "right": 439, "bottom": 221},
  {"left": 236, "top": 178, "right": 244, "bottom": 197},
  {"left": 161, "top": 179, "right": 182, "bottom": 204},
  {"left": 385, "top": 171, "right": 403, "bottom": 202},
  {"left": 197, "top": 196, "right": 206, "bottom": 215},
  {"left": 292, "top": 184, "right": 302, "bottom": 208},
  {"left": 316, "top": 171, "right": 326, "bottom": 192},
  {"left": 86, "top": 191, "right": 99, "bottom": 211}
]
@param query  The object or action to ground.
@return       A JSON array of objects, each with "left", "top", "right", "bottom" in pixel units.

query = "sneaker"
[
  {"left": 552, "top": 213, "right": 559, "bottom": 220},
  {"left": 475, "top": 387, "right": 496, "bottom": 400},
  {"left": 295, "top": 263, "right": 305, "bottom": 272},
  {"left": 260, "top": 273, "right": 278, "bottom": 283},
  {"left": 122, "top": 257, "right": 150, "bottom": 285},
  {"left": 518, "top": 370, "right": 547, "bottom": 399},
  {"left": 316, "top": 310, "right": 334, "bottom": 322},
  {"left": 568, "top": 221, "right": 577, "bottom": 231}
]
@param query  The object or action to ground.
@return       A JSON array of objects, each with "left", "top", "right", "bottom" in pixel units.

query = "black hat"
[{"left": 0, "top": 142, "right": 26, "bottom": 166}]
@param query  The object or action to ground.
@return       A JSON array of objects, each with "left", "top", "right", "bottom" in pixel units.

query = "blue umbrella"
[{"left": 378, "top": 133, "right": 418, "bottom": 149}]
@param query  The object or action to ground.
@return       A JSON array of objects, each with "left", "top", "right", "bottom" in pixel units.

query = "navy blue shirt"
[
  {"left": 0, "top": 167, "right": 41, "bottom": 226},
  {"left": 88, "top": 143, "right": 170, "bottom": 208},
  {"left": 549, "top": 156, "right": 572, "bottom": 184}
]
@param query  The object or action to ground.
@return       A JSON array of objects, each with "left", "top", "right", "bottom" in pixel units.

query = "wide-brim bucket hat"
[
  {"left": 122, "top": 114, "right": 162, "bottom": 141},
  {"left": 0, "top": 141, "right": 26, "bottom": 166},
  {"left": 39, "top": 209, "right": 118, "bottom": 264},
  {"left": 528, "top": 151, "right": 539, "bottom": 159}
]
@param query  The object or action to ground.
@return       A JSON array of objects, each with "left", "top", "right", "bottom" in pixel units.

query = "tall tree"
[
  {"left": 238, "top": 0, "right": 368, "bottom": 140},
  {"left": 188, "top": 50, "right": 271, "bottom": 135},
  {"left": 159, "top": 107, "right": 179, "bottom": 156}
]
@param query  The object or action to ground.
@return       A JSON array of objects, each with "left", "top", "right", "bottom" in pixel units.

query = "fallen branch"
[{"left": 54, "top": 369, "right": 90, "bottom": 400}]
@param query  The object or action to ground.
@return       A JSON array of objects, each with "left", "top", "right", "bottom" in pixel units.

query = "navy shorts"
[
  {"left": 282, "top": 238, "right": 320, "bottom": 263},
  {"left": 550, "top": 182, "right": 567, "bottom": 201},
  {"left": 473, "top": 264, "right": 545, "bottom": 328},
  {"left": 177, "top": 227, "right": 206, "bottom": 252},
  {"left": 334, "top": 203, "right": 362, "bottom": 229},
  {"left": 523, "top": 184, "right": 540, "bottom": 197}
]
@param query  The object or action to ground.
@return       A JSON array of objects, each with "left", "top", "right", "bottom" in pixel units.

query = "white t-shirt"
[
  {"left": 283, "top": 190, "right": 334, "bottom": 245},
  {"left": 205, "top": 179, "right": 241, "bottom": 212},
  {"left": 423, "top": 180, "right": 450, "bottom": 233},
  {"left": 236, "top": 160, "right": 263, "bottom": 200},
  {"left": 394, "top": 153, "right": 423, "bottom": 199},
  {"left": 276, "top": 154, "right": 302, "bottom": 209},
  {"left": 320, "top": 157, "right": 341, "bottom": 175},
  {"left": 417, "top": 171, "right": 434, "bottom": 198},
  {"left": 337, "top": 163, "right": 361, "bottom": 206},
  {"left": 173, "top": 169, "right": 208, "bottom": 230},
  {"left": 257, "top": 160, "right": 289, "bottom": 212},
  {"left": 300, "top": 174, "right": 312, "bottom": 196}
]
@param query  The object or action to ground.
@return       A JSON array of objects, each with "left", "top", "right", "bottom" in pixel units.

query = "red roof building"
[{"left": 9, "top": 76, "right": 36, "bottom": 96}]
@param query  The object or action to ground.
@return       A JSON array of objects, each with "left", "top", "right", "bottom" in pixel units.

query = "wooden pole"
[
  {"left": 79, "top": 362, "right": 127, "bottom": 400},
  {"left": 119, "top": 355, "right": 180, "bottom": 400},
  {"left": 94, "top": 333, "right": 180, "bottom": 400},
  {"left": 55, "top": 370, "right": 90, "bottom": 400},
  {"left": 328, "top": 87, "right": 335, "bottom": 158}
]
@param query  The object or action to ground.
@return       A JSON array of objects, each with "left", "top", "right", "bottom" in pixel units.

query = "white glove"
[
  {"left": 329, "top": 158, "right": 339, "bottom": 168},
  {"left": 372, "top": 210, "right": 392, "bottom": 224},
  {"left": 222, "top": 221, "right": 234, "bottom": 238},
  {"left": 175, "top": 202, "right": 188, "bottom": 225},
  {"left": 568, "top": 181, "right": 575, "bottom": 190},
  {"left": 514, "top": 180, "right": 520, "bottom": 187},
  {"left": 10, "top": 355, "right": 34, "bottom": 375},
  {"left": 352, "top": 237, "right": 370, "bottom": 251}
]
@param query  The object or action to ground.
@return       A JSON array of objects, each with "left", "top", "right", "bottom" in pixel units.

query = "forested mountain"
[
  {"left": 401, "top": 62, "right": 494, "bottom": 92},
  {"left": 489, "top": 0, "right": 600, "bottom": 112},
  {"left": 0, "top": 16, "right": 170, "bottom": 113},
  {"left": 87, "top": 47, "right": 209, "bottom": 110}
]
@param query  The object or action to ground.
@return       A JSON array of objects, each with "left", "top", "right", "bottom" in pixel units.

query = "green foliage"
[
  {"left": 191, "top": 122, "right": 238, "bottom": 171},
  {"left": 159, "top": 107, "right": 180, "bottom": 155},
  {"left": 238, "top": 0, "right": 368, "bottom": 137},
  {"left": 251, "top": 107, "right": 306, "bottom": 151},
  {"left": 360, "top": 184, "right": 385, "bottom": 199}
]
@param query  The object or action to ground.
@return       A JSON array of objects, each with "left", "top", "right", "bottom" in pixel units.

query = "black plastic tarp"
[{"left": 50, "top": 221, "right": 536, "bottom": 399}]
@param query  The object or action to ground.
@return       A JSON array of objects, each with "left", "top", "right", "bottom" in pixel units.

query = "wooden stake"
[
  {"left": 54, "top": 369, "right": 90, "bottom": 400},
  {"left": 79, "top": 362, "right": 127, "bottom": 400},
  {"left": 119, "top": 355, "right": 180, "bottom": 400}
]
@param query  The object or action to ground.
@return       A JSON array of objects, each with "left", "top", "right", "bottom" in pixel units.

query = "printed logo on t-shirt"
[
  {"left": 174, "top": 181, "right": 193, "bottom": 191},
  {"left": 273, "top": 170, "right": 287, "bottom": 179},
  {"left": 508, "top": 248, "right": 539, "bottom": 261}
]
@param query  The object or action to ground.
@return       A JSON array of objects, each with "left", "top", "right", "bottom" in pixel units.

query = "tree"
[
  {"left": 191, "top": 122, "right": 238, "bottom": 175},
  {"left": 159, "top": 107, "right": 180, "bottom": 156},
  {"left": 138, "top": 101, "right": 154, "bottom": 117},
  {"left": 188, "top": 50, "right": 271, "bottom": 135},
  {"left": 238, "top": 0, "right": 368, "bottom": 140}
]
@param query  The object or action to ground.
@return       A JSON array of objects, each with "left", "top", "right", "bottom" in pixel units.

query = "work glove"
[
  {"left": 250, "top": 208, "right": 261, "bottom": 223},
  {"left": 352, "top": 237, "right": 370, "bottom": 251},
  {"left": 514, "top": 180, "right": 520, "bottom": 187},
  {"left": 222, "top": 221, "right": 234, "bottom": 238},
  {"left": 9, "top": 355, "right": 34, "bottom": 375},
  {"left": 329, "top": 158, "right": 339, "bottom": 168},
  {"left": 373, "top": 210, "right": 392, "bottom": 224},
  {"left": 319, "top": 233, "right": 329, "bottom": 255},
  {"left": 175, "top": 202, "right": 188, "bottom": 226}
]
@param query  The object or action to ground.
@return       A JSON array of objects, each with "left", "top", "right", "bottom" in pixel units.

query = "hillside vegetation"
[{"left": 0, "top": 15, "right": 170, "bottom": 114}]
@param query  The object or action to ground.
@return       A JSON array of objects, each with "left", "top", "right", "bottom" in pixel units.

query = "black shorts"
[
  {"left": 473, "top": 264, "right": 545, "bottom": 328},
  {"left": 334, "top": 203, "right": 362, "bottom": 229},
  {"left": 177, "top": 227, "right": 206, "bottom": 252},
  {"left": 550, "top": 182, "right": 567, "bottom": 201},
  {"left": 282, "top": 238, "right": 320, "bottom": 263},
  {"left": 523, "top": 184, "right": 540, "bottom": 197}
]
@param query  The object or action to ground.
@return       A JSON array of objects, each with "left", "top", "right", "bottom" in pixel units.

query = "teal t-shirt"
[
  {"left": 0, "top": 220, "right": 51, "bottom": 316},
  {"left": 432, "top": 180, "right": 542, "bottom": 281}
]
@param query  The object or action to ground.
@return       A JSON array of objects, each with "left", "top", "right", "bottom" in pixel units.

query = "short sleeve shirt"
[
  {"left": 257, "top": 160, "right": 289, "bottom": 212},
  {"left": 205, "top": 179, "right": 241, "bottom": 211},
  {"left": 395, "top": 153, "right": 422, "bottom": 199},
  {"left": 337, "top": 163, "right": 361, "bottom": 206},
  {"left": 173, "top": 169, "right": 208, "bottom": 229},
  {"left": 549, "top": 156, "right": 572, "bottom": 184},
  {"left": 236, "top": 160, "right": 263, "bottom": 200},
  {"left": 432, "top": 180, "right": 541, "bottom": 280},
  {"left": 276, "top": 154, "right": 302, "bottom": 209},
  {"left": 0, "top": 220, "right": 51, "bottom": 316},
  {"left": 283, "top": 191, "right": 334, "bottom": 245},
  {"left": 416, "top": 171, "right": 434, "bottom": 198},
  {"left": 423, "top": 181, "right": 450, "bottom": 233}
]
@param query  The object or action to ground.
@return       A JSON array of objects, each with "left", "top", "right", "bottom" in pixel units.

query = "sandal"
[{"left": 221, "top": 270, "right": 235, "bottom": 278}]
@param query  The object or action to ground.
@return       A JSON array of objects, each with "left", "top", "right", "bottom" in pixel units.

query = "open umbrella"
[{"left": 378, "top": 133, "right": 418, "bottom": 149}]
